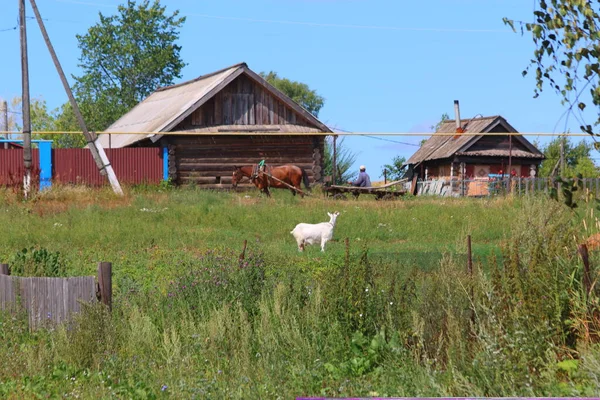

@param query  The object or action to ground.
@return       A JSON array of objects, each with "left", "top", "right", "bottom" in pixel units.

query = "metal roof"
[
  {"left": 406, "top": 115, "right": 544, "bottom": 165},
  {"left": 97, "top": 62, "right": 331, "bottom": 148}
]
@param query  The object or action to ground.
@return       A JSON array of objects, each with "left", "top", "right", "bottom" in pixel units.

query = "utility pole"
[
  {"left": 1, "top": 100, "right": 8, "bottom": 149},
  {"left": 28, "top": 0, "right": 123, "bottom": 196},
  {"left": 19, "top": 0, "right": 32, "bottom": 198}
]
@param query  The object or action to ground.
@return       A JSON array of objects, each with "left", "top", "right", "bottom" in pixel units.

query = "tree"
[
  {"left": 9, "top": 97, "right": 86, "bottom": 148},
  {"left": 538, "top": 137, "right": 599, "bottom": 177},
  {"left": 503, "top": 2, "right": 600, "bottom": 135},
  {"left": 382, "top": 156, "right": 407, "bottom": 181},
  {"left": 323, "top": 137, "right": 358, "bottom": 185},
  {"left": 260, "top": 71, "right": 325, "bottom": 117},
  {"left": 73, "top": 0, "right": 186, "bottom": 131},
  {"left": 430, "top": 113, "right": 450, "bottom": 132}
]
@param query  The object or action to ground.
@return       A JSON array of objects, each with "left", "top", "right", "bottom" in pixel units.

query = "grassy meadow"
[{"left": 0, "top": 185, "right": 599, "bottom": 398}]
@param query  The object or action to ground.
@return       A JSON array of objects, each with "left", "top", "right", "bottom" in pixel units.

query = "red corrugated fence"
[
  {"left": 0, "top": 149, "right": 40, "bottom": 186},
  {"left": 0, "top": 148, "right": 162, "bottom": 186}
]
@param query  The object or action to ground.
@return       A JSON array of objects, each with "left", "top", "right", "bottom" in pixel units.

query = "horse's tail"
[{"left": 301, "top": 167, "right": 311, "bottom": 191}]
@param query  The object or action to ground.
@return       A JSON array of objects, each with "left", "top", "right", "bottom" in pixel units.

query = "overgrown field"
[{"left": 0, "top": 185, "right": 599, "bottom": 398}]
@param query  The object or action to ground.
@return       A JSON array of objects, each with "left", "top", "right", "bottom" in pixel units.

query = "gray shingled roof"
[
  {"left": 97, "top": 62, "right": 331, "bottom": 148},
  {"left": 405, "top": 115, "right": 544, "bottom": 165}
]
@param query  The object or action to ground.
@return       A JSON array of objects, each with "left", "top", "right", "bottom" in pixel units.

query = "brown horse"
[{"left": 231, "top": 164, "right": 311, "bottom": 197}]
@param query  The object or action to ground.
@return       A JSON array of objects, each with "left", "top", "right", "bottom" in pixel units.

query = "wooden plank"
[
  {"left": 249, "top": 94, "right": 255, "bottom": 125},
  {"left": 0, "top": 275, "right": 15, "bottom": 311},
  {"left": 261, "top": 89, "right": 269, "bottom": 124},
  {"left": 242, "top": 94, "right": 248, "bottom": 125},
  {"left": 268, "top": 94, "right": 274, "bottom": 124},
  {"left": 272, "top": 97, "right": 279, "bottom": 124},
  {"left": 255, "top": 88, "right": 262, "bottom": 125},
  {"left": 214, "top": 92, "right": 222, "bottom": 125}
]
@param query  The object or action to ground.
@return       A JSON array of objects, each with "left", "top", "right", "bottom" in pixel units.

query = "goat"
[{"left": 290, "top": 211, "right": 340, "bottom": 252}]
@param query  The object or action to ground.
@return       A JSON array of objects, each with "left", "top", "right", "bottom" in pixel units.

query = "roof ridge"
[
  {"left": 442, "top": 115, "right": 501, "bottom": 123},
  {"left": 154, "top": 62, "right": 247, "bottom": 92}
]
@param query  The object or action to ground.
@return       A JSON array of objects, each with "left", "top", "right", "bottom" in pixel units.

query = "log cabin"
[
  {"left": 97, "top": 62, "right": 331, "bottom": 188},
  {"left": 405, "top": 114, "right": 545, "bottom": 196}
]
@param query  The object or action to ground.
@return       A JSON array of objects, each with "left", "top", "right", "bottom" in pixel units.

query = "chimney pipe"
[{"left": 454, "top": 100, "right": 463, "bottom": 133}]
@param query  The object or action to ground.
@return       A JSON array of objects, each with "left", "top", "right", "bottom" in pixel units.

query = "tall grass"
[{"left": 0, "top": 186, "right": 599, "bottom": 398}]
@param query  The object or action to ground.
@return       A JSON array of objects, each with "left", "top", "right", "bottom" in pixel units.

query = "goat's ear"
[{"left": 327, "top": 212, "right": 332, "bottom": 217}]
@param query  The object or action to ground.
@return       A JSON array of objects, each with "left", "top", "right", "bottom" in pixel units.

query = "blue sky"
[{"left": 0, "top": 0, "right": 597, "bottom": 179}]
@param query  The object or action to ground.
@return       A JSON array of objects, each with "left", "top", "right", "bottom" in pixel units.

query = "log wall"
[{"left": 167, "top": 135, "right": 324, "bottom": 187}]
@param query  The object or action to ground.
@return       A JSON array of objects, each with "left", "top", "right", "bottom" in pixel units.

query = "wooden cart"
[{"left": 323, "top": 179, "right": 408, "bottom": 200}]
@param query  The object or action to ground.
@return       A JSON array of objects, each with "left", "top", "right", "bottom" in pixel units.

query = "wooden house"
[
  {"left": 405, "top": 115, "right": 545, "bottom": 195},
  {"left": 97, "top": 63, "right": 331, "bottom": 187}
]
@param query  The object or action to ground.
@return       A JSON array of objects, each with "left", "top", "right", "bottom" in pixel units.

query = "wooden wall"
[
  {"left": 176, "top": 74, "right": 312, "bottom": 129},
  {"left": 167, "top": 135, "right": 324, "bottom": 188}
]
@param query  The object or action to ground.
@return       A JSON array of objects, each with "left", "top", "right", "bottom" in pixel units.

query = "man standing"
[{"left": 348, "top": 165, "right": 372, "bottom": 187}]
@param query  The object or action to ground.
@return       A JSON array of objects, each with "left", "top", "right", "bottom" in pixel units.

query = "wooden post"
[
  {"left": 578, "top": 244, "right": 593, "bottom": 298},
  {"left": 384, "top": 169, "right": 387, "bottom": 185},
  {"left": 20, "top": 0, "right": 32, "bottom": 199},
  {"left": 0, "top": 263, "right": 9, "bottom": 275},
  {"left": 28, "top": 0, "right": 123, "bottom": 196},
  {"left": 239, "top": 239, "right": 247, "bottom": 267},
  {"left": 332, "top": 135, "right": 337, "bottom": 185},
  {"left": 97, "top": 262, "right": 112, "bottom": 310}
]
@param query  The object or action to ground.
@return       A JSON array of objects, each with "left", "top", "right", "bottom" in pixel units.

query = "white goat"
[{"left": 290, "top": 211, "right": 340, "bottom": 252}]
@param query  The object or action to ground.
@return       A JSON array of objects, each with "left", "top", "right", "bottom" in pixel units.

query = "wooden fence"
[
  {"left": 416, "top": 177, "right": 600, "bottom": 198},
  {"left": 0, "top": 262, "right": 112, "bottom": 330}
]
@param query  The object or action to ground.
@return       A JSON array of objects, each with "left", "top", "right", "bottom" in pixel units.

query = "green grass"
[{"left": 0, "top": 185, "right": 599, "bottom": 398}]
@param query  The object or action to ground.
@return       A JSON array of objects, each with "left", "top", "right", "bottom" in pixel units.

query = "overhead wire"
[
  {"left": 54, "top": 0, "right": 511, "bottom": 33},
  {"left": 328, "top": 126, "right": 422, "bottom": 147}
]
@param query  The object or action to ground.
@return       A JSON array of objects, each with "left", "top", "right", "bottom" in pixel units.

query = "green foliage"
[
  {"left": 10, "top": 96, "right": 86, "bottom": 148},
  {"left": 324, "top": 330, "right": 387, "bottom": 379},
  {"left": 323, "top": 136, "right": 359, "bottom": 184},
  {"left": 430, "top": 112, "right": 450, "bottom": 132},
  {"left": 382, "top": 156, "right": 407, "bottom": 181},
  {"left": 1, "top": 191, "right": 600, "bottom": 397},
  {"left": 503, "top": 2, "right": 600, "bottom": 135},
  {"left": 73, "top": 0, "right": 186, "bottom": 130},
  {"left": 260, "top": 71, "right": 325, "bottom": 117},
  {"left": 539, "top": 136, "right": 599, "bottom": 177},
  {"left": 9, "top": 247, "right": 66, "bottom": 277}
]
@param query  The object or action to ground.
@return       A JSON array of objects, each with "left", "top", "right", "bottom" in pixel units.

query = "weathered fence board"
[
  {"left": 0, "top": 272, "right": 97, "bottom": 330},
  {"left": 415, "top": 177, "right": 600, "bottom": 198},
  {"left": 0, "top": 275, "right": 97, "bottom": 329},
  {"left": 0, "top": 274, "right": 16, "bottom": 311}
]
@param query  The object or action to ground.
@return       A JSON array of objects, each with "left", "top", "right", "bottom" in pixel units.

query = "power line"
[
  {"left": 54, "top": 0, "right": 511, "bottom": 33},
  {"left": 328, "top": 125, "right": 421, "bottom": 146}
]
